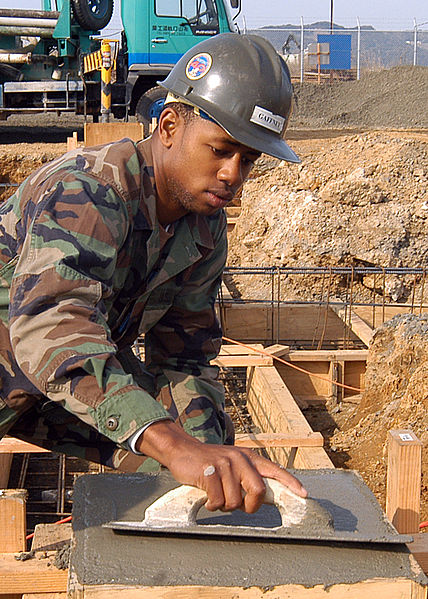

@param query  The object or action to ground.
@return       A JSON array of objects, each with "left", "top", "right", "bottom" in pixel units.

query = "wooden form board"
[
  {"left": 213, "top": 343, "right": 272, "bottom": 367},
  {"left": 246, "top": 366, "right": 333, "bottom": 469},
  {"left": 329, "top": 302, "right": 374, "bottom": 347},
  {"left": 0, "top": 490, "right": 27, "bottom": 552},
  {"left": 67, "top": 579, "right": 427, "bottom": 599},
  {"left": 0, "top": 553, "right": 68, "bottom": 595},
  {"left": 0, "top": 437, "right": 49, "bottom": 454},
  {"left": 275, "top": 359, "right": 366, "bottom": 401},
  {"left": 84, "top": 122, "right": 144, "bottom": 147},
  {"left": 217, "top": 303, "right": 362, "bottom": 346},
  {"left": 0, "top": 454, "right": 13, "bottom": 488},
  {"left": 355, "top": 306, "right": 428, "bottom": 331}
]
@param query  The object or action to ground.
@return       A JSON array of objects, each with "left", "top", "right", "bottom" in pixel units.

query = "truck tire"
[
  {"left": 135, "top": 86, "right": 167, "bottom": 134},
  {"left": 72, "top": 0, "right": 114, "bottom": 31}
]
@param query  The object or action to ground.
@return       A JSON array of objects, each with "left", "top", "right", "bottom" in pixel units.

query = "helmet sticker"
[
  {"left": 250, "top": 106, "right": 285, "bottom": 134},
  {"left": 186, "top": 53, "right": 212, "bottom": 81}
]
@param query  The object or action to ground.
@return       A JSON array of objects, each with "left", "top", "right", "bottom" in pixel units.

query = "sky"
[{"left": 2, "top": 0, "right": 427, "bottom": 32}]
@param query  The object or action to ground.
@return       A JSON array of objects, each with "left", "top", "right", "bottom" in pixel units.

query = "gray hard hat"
[{"left": 158, "top": 33, "right": 299, "bottom": 163}]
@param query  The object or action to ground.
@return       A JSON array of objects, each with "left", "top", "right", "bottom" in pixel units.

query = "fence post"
[
  {"left": 413, "top": 19, "right": 418, "bottom": 66},
  {"left": 300, "top": 16, "right": 304, "bottom": 83},
  {"left": 356, "top": 17, "right": 361, "bottom": 80}
]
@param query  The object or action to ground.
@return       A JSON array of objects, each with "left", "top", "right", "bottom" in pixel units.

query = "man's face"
[{"left": 161, "top": 113, "right": 261, "bottom": 218}]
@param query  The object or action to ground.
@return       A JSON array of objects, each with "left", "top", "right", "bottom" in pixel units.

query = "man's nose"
[{"left": 217, "top": 155, "right": 244, "bottom": 188}]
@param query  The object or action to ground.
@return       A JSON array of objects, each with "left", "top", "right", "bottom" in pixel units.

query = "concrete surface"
[{"left": 70, "top": 469, "right": 427, "bottom": 588}]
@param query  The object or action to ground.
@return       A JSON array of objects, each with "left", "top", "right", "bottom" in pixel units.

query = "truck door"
[{"left": 150, "top": 0, "right": 220, "bottom": 67}]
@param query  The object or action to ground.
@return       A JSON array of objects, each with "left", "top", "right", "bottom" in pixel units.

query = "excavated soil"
[
  {"left": 291, "top": 65, "right": 428, "bottom": 129},
  {"left": 0, "top": 66, "right": 427, "bottom": 526}
]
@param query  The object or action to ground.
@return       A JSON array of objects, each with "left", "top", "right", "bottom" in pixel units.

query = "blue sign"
[{"left": 317, "top": 34, "right": 352, "bottom": 70}]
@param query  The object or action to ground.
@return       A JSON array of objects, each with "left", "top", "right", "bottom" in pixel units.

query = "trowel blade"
[{"left": 103, "top": 495, "right": 411, "bottom": 545}]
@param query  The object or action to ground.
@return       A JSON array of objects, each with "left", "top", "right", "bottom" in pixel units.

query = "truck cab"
[{"left": 122, "top": 0, "right": 239, "bottom": 129}]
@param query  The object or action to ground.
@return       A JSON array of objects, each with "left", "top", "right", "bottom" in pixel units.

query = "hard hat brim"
[{"left": 158, "top": 83, "right": 300, "bottom": 164}]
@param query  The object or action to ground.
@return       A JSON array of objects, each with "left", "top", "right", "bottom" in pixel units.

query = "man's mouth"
[{"left": 207, "top": 189, "right": 234, "bottom": 206}]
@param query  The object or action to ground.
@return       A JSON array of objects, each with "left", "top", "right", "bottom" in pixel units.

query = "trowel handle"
[{"left": 142, "top": 477, "right": 307, "bottom": 529}]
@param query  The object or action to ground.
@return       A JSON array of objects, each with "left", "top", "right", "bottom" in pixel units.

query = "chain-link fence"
[{"left": 248, "top": 21, "right": 428, "bottom": 81}]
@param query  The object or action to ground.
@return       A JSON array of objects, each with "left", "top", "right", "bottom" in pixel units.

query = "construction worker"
[{"left": 0, "top": 33, "right": 305, "bottom": 513}]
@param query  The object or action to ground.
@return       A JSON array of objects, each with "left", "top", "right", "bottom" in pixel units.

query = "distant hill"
[{"left": 249, "top": 21, "right": 428, "bottom": 69}]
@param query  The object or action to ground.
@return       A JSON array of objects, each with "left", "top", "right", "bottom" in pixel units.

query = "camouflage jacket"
[{"left": 0, "top": 138, "right": 226, "bottom": 446}]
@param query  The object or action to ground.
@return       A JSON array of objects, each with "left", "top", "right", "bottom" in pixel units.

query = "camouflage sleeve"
[
  {"left": 144, "top": 216, "right": 227, "bottom": 443},
  {"left": 8, "top": 170, "right": 171, "bottom": 445}
]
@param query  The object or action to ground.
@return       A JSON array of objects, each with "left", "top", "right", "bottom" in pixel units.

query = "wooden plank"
[
  {"left": 22, "top": 594, "right": 67, "bottom": 599},
  {"left": 67, "top": 579, "right": 427, "bottom": 599},
  {"left": 0, "top": 553, "right": 67, "bottom": 594},
  {"left": 0, "top": 454, "right": 13, "bottom": 487},
  {"left": 287, "top": 349, "right": 368, "bottom": 362},
  {"left": 212, "top": 355, "right": 272, "bottom": 367},
  {"left": 224, "top": 206, "right": 241, "bottom": 217},
  {"left": 329, "top": 303, "right": 374, "bottom": 347},
  {"left": 276, "top": 361, "right": 331, "bottom": 399},
  {"left": 407, "top": 533, "right": 428, "bottom": 575},
  {"left": 84, "top": 122, "right": 144, "bottom": 147},
  {"left": 246, "top": 366, "right": 333, "bottom": 469},
  {"left": 31, "top": 523, "right": 72, "bottom": 552},
  {"left": 226, "top": 217, "right": 238, "bottom": 233},
  {"left": 0, "top": 437, "right": 49, "bottom": 454},
  {"left": 343, "top": 361, "right": 366, "bottom": 397},
  {"left": 66, "top": 131, "right": 78, "bottom": 151},
  {"left": 0, "top": 490, "right": 27, "bottom": 553},
  {"left": 386, "top": 430, "right": 423, "bottom": 534},
  {"left": 264, "top": 344, "right": 290, "bottom": 357},
  {"left": 220, "top": 344, "right": 264, "bottom": 355},
  {"left": 235, "top": 432, "right": 324, "bottom": 448},
  {"left": 217, "top": 303, "right": 361, "bottom": 345}
]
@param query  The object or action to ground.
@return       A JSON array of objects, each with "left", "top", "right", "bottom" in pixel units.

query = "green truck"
[{"left": 0, "top": 0, "right": 241, "bottom": 130}]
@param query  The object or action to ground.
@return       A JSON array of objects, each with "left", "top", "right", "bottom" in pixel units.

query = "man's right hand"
[{"left": 136, "top": 420, "right": 307, "bottom": 514}]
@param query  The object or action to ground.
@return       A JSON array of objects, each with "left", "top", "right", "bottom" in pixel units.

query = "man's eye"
[{"left": 211, "top": 146, "right": 224, "bottom": 155}]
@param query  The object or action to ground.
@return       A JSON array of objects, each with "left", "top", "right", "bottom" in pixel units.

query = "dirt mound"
[
  {"left": 330, "top": 313, "right": 428, "bottom": 520},
  {"left": 291, "top": 66, "right": 428, "bottom": 129},
  {"left": 228, "top": 130, "right": 428, "bottom": 301},
  {"left": 0, "top": 144, "right": 64, "bottom": 203}
]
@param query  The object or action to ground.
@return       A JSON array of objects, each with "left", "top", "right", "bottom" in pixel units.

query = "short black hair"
[{"left": 163, "top": 101, "right": 198, "bottom": 125}]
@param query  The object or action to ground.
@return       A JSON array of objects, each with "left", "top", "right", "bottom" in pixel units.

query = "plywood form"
[
  {"left": 246, "top": 366, "right": 333, "bottom": 469},
  {"left": 329, "top": 303, "right": 374, "bottom": 347},
  {"left": 67, "top": 579, "right": 427, "bottom": 599},
  {"left": 217, "top": 304, "right": 361, "bottom": 345},
  {"left": 83, "top": 122, "right": 144, "bottom": 147},
  {"left": 355, "top": 306, "right": 426, "bottom": 330}
]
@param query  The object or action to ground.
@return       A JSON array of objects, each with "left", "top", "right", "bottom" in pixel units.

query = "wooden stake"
[
  {"left": 386, "top": 429, "right": 422, "bottom": 534},
  {"left": 0, "top": 489, "right": 27, "bottom": 552},
  {"left": 0, "top": 453, "right": 13, "bottom": 487}
]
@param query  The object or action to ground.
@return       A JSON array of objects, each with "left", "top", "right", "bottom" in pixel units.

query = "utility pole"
[{"left": 330, "top": 0, "right": 334, "bottom": 33}]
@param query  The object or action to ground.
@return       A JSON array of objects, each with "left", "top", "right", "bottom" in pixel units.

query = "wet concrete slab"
[{"left": 70, "top": 469, "right": 428, "bottom": 588}]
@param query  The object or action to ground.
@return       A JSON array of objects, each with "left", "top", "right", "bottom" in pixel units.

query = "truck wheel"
[
  {"left": 72, "top": 0, "right": 114, "bottom": 31},
  {"left": 135, "top": 87, "right": 167, "bottom": 134}
]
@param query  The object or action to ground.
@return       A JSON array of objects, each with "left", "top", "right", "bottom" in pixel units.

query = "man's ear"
[{"left": 157, "top": 106, "right": 183, "bottom": 148}]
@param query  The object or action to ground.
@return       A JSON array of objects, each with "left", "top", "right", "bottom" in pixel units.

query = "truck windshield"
[{"left": 156, "top": 0, "right": 219, "bottom": 32}]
